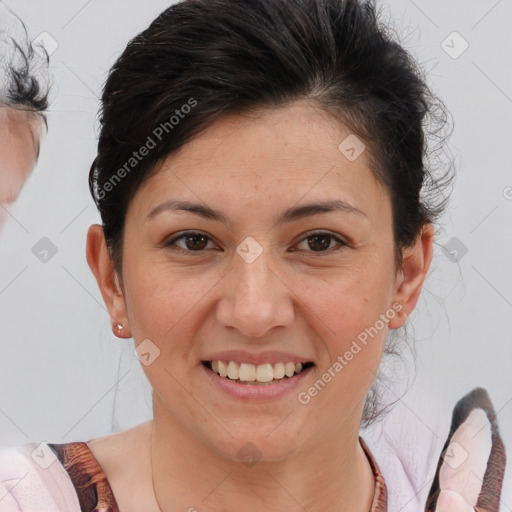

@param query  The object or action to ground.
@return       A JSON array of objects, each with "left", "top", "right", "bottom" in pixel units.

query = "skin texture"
[
  {"left": 87, "top": 100, "right": 434, "bottom": 512},
  {"left": 0, "top": 108, "right": 42, "bottom": 229}
]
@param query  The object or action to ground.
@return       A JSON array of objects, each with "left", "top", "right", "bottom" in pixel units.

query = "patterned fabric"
[
  {"left": 45, "top": 438, "right": 387, "bottom": 512},
  {"left": 47, "top": 442, "right": 120, "bottom": 512},
  {"left": 361, "top": 437, "right": 388, "bottom": 512}
]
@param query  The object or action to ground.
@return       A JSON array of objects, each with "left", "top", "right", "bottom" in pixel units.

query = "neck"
[{"left": 149, "top": 406, "right": 375, "bottom": 512}]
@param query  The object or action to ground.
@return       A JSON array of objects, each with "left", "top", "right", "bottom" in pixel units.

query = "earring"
[{"left": 113, "top": 323, "right": 129, "bottom": 338}]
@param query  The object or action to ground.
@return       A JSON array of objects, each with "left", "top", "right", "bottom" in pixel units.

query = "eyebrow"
[{"left": 147, "top": 199, "right": 367, "bottom": 226}]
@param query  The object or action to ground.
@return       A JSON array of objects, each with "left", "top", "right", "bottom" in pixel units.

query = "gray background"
[{"left": 0, "top": 0, "right": 511, "bottom": 507}]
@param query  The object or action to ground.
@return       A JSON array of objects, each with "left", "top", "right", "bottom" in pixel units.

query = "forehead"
[
  {"left": 0, "top": 107, "right": 43, "bottom": 134},
  {"left": 168, "top": 101, "right": 357, "bottom": 172},
  {"left": 128, "top": 101, "right": 391, "bottom": 224}
]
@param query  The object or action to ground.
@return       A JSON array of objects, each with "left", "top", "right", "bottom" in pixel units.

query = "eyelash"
[{"left": 164, "top": 230, "right": 348, "bottom": 256}]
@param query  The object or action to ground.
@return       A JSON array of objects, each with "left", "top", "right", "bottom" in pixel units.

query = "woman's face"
[
  {"left": 90, "top": 100, "right": 431, "bottom": 461},
  {"left": 0, "top": 109, "right": 41, "bottom": 229}
]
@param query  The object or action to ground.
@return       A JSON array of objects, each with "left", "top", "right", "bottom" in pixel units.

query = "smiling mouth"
[{"left": 201, "top": 360, "right": 315, "bottom": 384}]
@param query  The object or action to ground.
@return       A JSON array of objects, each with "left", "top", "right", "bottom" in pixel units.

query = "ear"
[
  {"left": 86, "top": 224, "right": 131, "bottom": 338},
  {"left": 388, "top": 223, "right": 434, "bottom": 329}
]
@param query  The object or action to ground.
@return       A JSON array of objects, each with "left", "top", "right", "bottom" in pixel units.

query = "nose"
[{"left": 216, "top": 245, "right": 295, "bottom": 338}]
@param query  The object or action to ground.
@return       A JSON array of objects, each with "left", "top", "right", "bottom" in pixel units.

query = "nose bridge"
[
  {"left": 237, "top": 244, "right": 274, "bottom": 298},
  {"left": 217, "top": 237, "right": 294, "bottom": 336}
]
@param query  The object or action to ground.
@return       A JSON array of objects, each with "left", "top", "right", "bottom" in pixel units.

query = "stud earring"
[{"left": 113, "top": 323, "right": 129, "bottom": 338}]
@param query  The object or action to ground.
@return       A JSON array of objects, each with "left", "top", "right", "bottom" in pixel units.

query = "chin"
[{"left": 203, "top": 418, "right": 309, "bottom": 464}]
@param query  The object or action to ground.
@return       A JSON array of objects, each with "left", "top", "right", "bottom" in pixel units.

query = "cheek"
[
  {"left": 122, "top": 257, "right": 217, "bottom": 353},
  {"left": 300, "top": 268, "right": 393, "bottom": 342},
  {"left": 0, "top": 154, "right": 34, "bottom": 203},
  {"left": 295, "top": 270, "right": 392, "bottom": 403},
  {"left": 0, "top": 131, "right": 37, "bottom": 203}
]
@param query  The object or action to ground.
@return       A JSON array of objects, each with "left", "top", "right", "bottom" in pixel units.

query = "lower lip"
[{"left": 200, "top": 363, "right": 314, "bottom": 402}]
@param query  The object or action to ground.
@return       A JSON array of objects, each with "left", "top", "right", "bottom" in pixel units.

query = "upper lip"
[{"left": 202, "top": 350, "right": 314, "bottom": 366}]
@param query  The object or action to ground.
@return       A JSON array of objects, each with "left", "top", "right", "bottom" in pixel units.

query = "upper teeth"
[{"left": 210, "top": 360, "right": 303, "bottom": 382}]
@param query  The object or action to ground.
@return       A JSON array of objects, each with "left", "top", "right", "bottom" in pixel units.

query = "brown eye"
[
  {"left": 294, "top": 231, "right": 347, "bottom": 253},
  {"left": 184, "top": 234, "right": 209, "bottom": 250},
  {"left": 166, "top": 231, "right": 215, "bottom": 252},
  {"left": 307, "top": 234, "right": 332, "bottom": 251}
]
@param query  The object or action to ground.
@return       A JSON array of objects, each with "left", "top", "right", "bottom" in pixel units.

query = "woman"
[
  {"left": 0, "top": 5, "right": 49, "bottom": 231},
  {"left": 0, "top": 0, "right": 506, "bottom": 511}
]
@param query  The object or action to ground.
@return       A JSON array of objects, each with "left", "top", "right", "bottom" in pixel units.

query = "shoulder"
[
  {"left": 0, "top": 422, "right": 153, "bottom": 512},
  {"left": 85, "top": 421, "right": 154, "bottom": 512},
  {"left": 85, "top": 420, "right": 152, "bottom": 480},
  {"left": 0, "top": 442, "right": 81, "bottom": 512}
]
